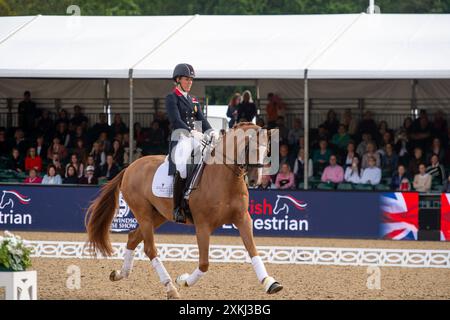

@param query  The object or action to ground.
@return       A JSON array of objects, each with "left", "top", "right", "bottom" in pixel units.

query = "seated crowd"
[
  {"left": 1, "top": 90, "right": 449, "bottom": 193},
  {"left": 0, "top": 91, "right": 170, "bottom": 185}
]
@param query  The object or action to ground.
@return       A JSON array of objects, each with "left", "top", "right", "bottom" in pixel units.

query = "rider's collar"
[{"left": 174, "top": 86, "right": 188, "bottom": 99}]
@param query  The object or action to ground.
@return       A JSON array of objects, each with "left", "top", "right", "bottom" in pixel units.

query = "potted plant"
[{"left": 0, "top": 231, "right": 32, "bottom": 272}]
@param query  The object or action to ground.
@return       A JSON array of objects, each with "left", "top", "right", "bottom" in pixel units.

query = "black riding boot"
[{"left": 173, "top": 171, "right": 187, "bottom": 223}]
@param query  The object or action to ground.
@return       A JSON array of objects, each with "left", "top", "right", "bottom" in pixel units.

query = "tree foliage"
[{"left": 2, "top": 0, "right": 450, "bottom": 16}]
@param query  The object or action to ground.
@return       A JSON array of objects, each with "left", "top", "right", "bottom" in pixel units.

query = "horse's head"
[{"left": 211, "top": 122, "right": 270, "bottom": 187}]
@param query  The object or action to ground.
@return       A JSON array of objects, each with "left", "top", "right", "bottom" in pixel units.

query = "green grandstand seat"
[
  {"left": 374, "top": 184, "right": 390, "bottom": 191},
  {"left": 317, "top": 182, "right": 335, "bottom": 190},
  {"left": 98, "top": 177, "right": 108, "bottom": 185},
  {"left": 353, "top": 184, "right": 374, "bottom": 191},
  {"left": 432, "top": 185, "right": 443, "bottom": 192},
  {"left": 337, "top": 183, "right": 353, "bottom": 191}
]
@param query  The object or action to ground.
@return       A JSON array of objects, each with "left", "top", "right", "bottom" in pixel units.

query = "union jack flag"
[
  {"left": 441, "top": 193, "right": 450, "bottom": 241},
  {"left": 380, "top": 192, "right": 419, "bottom": 240}
]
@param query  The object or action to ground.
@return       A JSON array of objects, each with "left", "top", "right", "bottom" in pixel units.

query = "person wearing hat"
[
  {"left": 79, "top": 165, "right": 98, "bottom": 185},
  {"left": 166, "top": 63, "right": 215, "bottom": 223}
]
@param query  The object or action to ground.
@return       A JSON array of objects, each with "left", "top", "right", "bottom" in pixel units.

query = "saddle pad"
[{"left": 152, "top": 159, "right": 174, "bottom": 198}]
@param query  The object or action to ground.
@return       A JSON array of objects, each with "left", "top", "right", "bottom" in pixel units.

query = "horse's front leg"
[
  {"left": 236, "top": 211, "right": 283, "bottom": 294},
  {"left": 176, "top": 225, "right": 210, "bottom": 287}
]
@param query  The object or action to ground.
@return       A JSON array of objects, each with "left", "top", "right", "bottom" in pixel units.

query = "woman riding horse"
[
  {"left": 85, "top": 69, "right": 283, "bottom": 299},
  {"left": 166, "top": 63, "right": 216, "bottom": 223}
]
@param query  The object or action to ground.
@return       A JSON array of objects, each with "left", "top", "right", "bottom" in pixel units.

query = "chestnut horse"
[{"left": 86, "top": 122, "right": 282, "bottom": 299}]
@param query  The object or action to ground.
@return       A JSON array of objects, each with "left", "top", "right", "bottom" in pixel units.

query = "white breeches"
[{"left": 174, "top": 135, "right": 202, "bottom": 179}]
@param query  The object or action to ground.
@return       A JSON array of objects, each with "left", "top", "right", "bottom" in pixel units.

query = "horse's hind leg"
[
  {"left": 235, "top": 212, "right": 283, "bottom": 294},
  {"left": 110, "top": 228, "right": 143, "bottom": 281},
  {"left": 135, "top": 207, "right": 179, "bottom": 299}
]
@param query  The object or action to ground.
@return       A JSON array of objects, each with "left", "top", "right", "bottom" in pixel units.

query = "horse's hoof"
[
  {"left": 263, "top": 276, "right": 283, "bottom": 294},
  {"left": 167, "top": 289, "right": 181, "bottom": 300},
  {"left": 267, "top": 282, "right": 283, "bottom": 294},
  {"left": 110, "top": 270, "right": 123, "bottom": 282},
  {"left": 176, "top": 273, "right": 190, "bottom": 287}
]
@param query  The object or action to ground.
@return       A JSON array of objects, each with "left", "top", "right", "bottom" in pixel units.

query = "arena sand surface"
[{"left": 15, "top": 231, "right": 450, "bottom": 300}]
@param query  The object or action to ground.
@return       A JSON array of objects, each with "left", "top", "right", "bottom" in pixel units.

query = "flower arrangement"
[{"left": 0, "top": 231, "right": 32, "bottom": 271}]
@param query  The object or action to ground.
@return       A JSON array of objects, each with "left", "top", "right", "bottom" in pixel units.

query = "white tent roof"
[
  {"left": 0, "top": 14, "right": 449, "bottom": 79},
  {"left": 308, "top": 14, "right": 450, "bottom": 79}
]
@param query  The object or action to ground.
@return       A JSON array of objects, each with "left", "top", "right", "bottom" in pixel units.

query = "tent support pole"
[
  {"left": 303, "top": 69, "right": 309, "bottom": 190},
  {"left": 411, "top": 79, "right": 418, "bottom": 118},
  {"left": 128, "top": 69, "right": 134, "bottom": 164},
  {"left": 256, "top": 79, "right": 261, "bottom": 120}
]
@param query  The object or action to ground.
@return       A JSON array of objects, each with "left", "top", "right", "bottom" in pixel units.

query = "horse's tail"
[{"left": 85, "top": 169, "right": 126, "bottom": 257}]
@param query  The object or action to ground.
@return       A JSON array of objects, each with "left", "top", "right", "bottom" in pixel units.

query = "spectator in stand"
[
  {"left": 390, "top": 164, "right": 410, "bottom": 191},
  {"left": 79, "top": 165, "right": 98, "bottom": 185},
  {"left": 12, "top": 128, "right": 28, "bottom": 156},
  {"left": 342, "top": 109, "right": 358, "bottom": 137},
  {"left": 399, "top": 177, "right": 412, "bottom": 191},
  {"left": 356, "top": 132, "right": 372, "bottom": 157},
  {"left": 265, "top": 93, "right": 286, "bottom": 129},
  {"left": 99, "top": 154, "right": 120, "bottom": 181},
  {"left": 356, "top": 111, "right": 378, "bottom": 142},
  {"left": 408, "top": 147, "right": 425, "bottom": 176},
  {"left": 24, "top": 168, "right": 42, "bottom": 184},
  {"left": 41, "top": 164, "right": 62, "bottom": 185},
  {"left": 36, "top": 110, "right": 54, "bottom": 141},
  {"left": 134, "top": 122, "right": 148, "bottom": 149},
  {"left": 154, "top": 111, "right": 170, "bottom": 141},
  {"left": 34, "top": 135, "right": 47, "bottom": 159},
  {"left": 413, "top": 163, "right": 431, "bottom": 192},
  {"left": 293, "top": 147, "right": 313, "bottom": 187},
  {"left": 50, "top": 153, "right": 64, "bottom": 176},
  {"left": 376, "top": 121, "right": 393, "bottom": 146},
  {"left": 0, "top": 129, "right": 10, "bottom": 155},
  {"left": 18, "top": 91, "right": 37, "bottom": 133},
  {"left": 275, "top": 116, "right": 289, "bottom": 145},
  {"left": 311, "top": 124, "right": 329, "bottom": 150},
  {"left": 73, "top": 138, "right": 88, "bottom": 164},
  {"left": 321, "top": 109, "right": 339, "bottom": 140},
  {"left": 55, "top": 122, "right": 71, "bottom": 148},
  {"left": 426, "top": 154, "right": 446, "bottom": 186},
  {"left": 360, "top": 156, "right": 381, "bottom": 185},
  {"left": 278, "top": 144, "right": 295, "bottom": 172},
  {"left": 7, "top": 148, "right": 24, "bottom": 173},
  {"left": 65, "top": 153, "right": 84, "bottom": 179},
  {"left": 410, "top": 110, "right": 432, "bottom": 151},
  {"left": 85, "top": 155, "right": 100, "bottom": 177},
  {"left": 111, "top": 113, "right": 128, "bottom": 137},
  {"left": 344, "top": 156, "right": 362, "bottom": 184},
  {"left": 90, "top": 141, "right": 106, "bottom": 167},
  {"left": 380, "top": 143, "right": 398, "bottom": 177},
  {"left": 378, "top": 131, "right": 394, "bottom": 153},
  {"left": 275, "top": 163, "right": 295, "bottom": 190},
  {"left": 427, "top": 137, "right": 446, "bottom": 164},
  {"left": 395, "top": 117, "right": 413, "bottom": 164},
  {"left": 98, "top": 131, "right": 111, "bottom": 154},
  {"left": 47, "top": 136, "right": 68, "bottom": 162},
  {"left": 343, "top": 141, "right": 358, "bottom": 169},
  {"left": 237, "top": 90, "right": 257, "bottom": 123},
  {"left": 432, "top": 109, "right": 448, "bottom": 146},
  {"left": 55, "top": 109, "right": 70, "bottom": 127},
  {"left": 312, "top": 139, "right": 331, "bottom": 176},
  {"left": 331, "top": 124, "right": 350, "bottom": 155},
  {"left": 226, "top": 93, "right": 241, "bottom": 128},
  {"left": 89, "top": 113, "right": 110, "bottom": 143},
  {"left": 362, "top": 141, "right": 381, "bottom": 169},
  {"left": 24, "top": 147, "right": 42, "bottom": 173},
  {"left": 111, "top": 139, "right": 124, "bottom": 167},
  {"left": 146, "top": 121, "right": 165, "bottom": 155},
  {"left": 258, "top": 175, "right": 273, "bottom": 190},
  {"left": 70, "top": 105, "right": 89, "bottom": 128},
  {"left": 288, "top": 118, "right": 304, "bottom": 148},
  {"left": 70, "top": 125, "right": 88, "bottom": 149},
  {"left": 63, "top": 165, "right": 79, "bottom": 184},
  {"left": 321, "top": 155, "right": 344, "bottom": 184},
  {"left": 255, "top": 117, "right": 265, "bottom": 129}
]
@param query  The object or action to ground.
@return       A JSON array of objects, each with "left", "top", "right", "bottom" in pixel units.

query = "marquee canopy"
[{"left": 0, "top": 14, "right": 449, "bottom": 79}]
